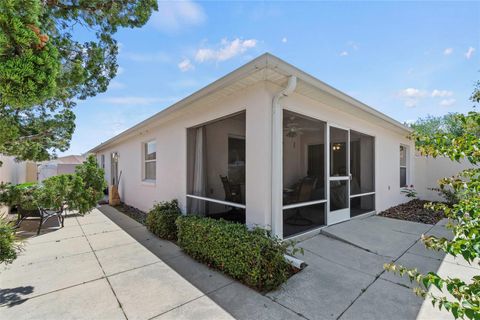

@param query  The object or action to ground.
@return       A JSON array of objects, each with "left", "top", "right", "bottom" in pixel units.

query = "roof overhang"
[{"left": 89, "top": 53, "right": 411, "bottom": 153}]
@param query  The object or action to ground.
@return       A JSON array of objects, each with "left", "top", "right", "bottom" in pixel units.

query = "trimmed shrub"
[
  {"left": 146, "top": 200, "right": 181, "bottom": 240},
  {"left": 176, "top": 216, "right": 291, "bottom": 292}
]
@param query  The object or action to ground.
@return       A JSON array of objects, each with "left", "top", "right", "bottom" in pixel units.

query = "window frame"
[
  {"left": 400, "top": 144, "right": 408, "bottom": 187},
  {"left": 143, "top": 140, "right": 157, "bottom": 182}
]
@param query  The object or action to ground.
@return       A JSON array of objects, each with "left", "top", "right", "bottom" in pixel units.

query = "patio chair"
[
  {"left": 36, "top": 206, "right": 65, "bottom": 235},
  {"left": 285, "top": 177, "right": 317, "bottom": 226},
  {"left": 220, "top": 175, "right": 242, "bottom": 204}
]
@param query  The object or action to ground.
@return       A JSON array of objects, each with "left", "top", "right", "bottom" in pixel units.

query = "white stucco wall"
[
  {"left": 0, "top": 155, "right": 37, "bottom": 216},
  {"left": 415, "top": 156, "right": 477, "bottom": 202},
  {"left": 93, "top": 81, "right": 414, "bottom": 233},
  {"left": 0, "top": 155, "right": 29, "bottom": 185},
  {"left": 95, "top": 83, "right": 273, "bottom": 227}
]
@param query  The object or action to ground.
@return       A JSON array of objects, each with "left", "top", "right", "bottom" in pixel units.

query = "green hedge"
[
  {"left": 176, "top": 216, "right": 291, "bottom": 292},
  {"left": 146, "top": 200, "right": 181, "bottom": 240}
]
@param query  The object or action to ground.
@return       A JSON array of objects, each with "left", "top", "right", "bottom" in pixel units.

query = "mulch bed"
[
  {"left": 113, "top": 202, "right": 147, "bottom": 225},
  {"left": 379, "top": 199, "right": 445, "bottom": 225}
]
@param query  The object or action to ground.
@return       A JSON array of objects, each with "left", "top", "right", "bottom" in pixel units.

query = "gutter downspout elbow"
[
  {"left": 271, "top": 76, "right": 297, "bottom": 239},
  {"left": 273, "top": 76, "right": 297, "bottom": 107}
]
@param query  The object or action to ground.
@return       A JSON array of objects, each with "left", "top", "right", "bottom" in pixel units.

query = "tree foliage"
[
  {"left": 0, "top": 217, "right": 19, "bottom": 264},
  {"left": 0, "top": 0, "right": 157, "bottom": 161},
  {"left": 385, "top": 86, "right": 480, "bottom": 319},
  {"left": 0, "top": 155, "right": 106, "bottom": 215}
]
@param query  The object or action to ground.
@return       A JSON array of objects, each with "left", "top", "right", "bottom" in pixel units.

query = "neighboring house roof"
[
  {"left": 89, "top": 53, "right": 411, "bottom": 153},
  {"left": 40, "top": 155, "right": 86, "bottom": 165}
]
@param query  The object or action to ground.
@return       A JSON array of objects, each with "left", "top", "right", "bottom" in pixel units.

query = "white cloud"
[
  {"left": 282, "top": 37, "right": 288, "bottom": 43},
  {"left": 150, "top": 0, "right": 206, "bottom": 33},
  {"left": 124, "top": 51, "right": 170, "bottom": 63},
  {"left": 347, "top": 41, "right": 359, "bottom": 51},
  {"left": 443, "top": 48, "right": 453, "bottom": 55},
  {"left": 431, "top": 89, "right": 453, "bottom": 97},
  {"left": 398, "top": 88, "right": 428, "bottom": 107},
  {"left": 465, "top": 47, "right": 475, "bottom": 59},
  {"left": 399, "top": 88, "right": 427, "bottom": 98},
  {"left": 102, "top": 96, "right": 177, "bottom": 106},
  {"left": 339, "top": 51, "right": 348, "bottom": 57},
  {"left": 194, "top": 38, "right": 258, "bottom": 63},
  {"left": 404, "top": 99, "right": 418, "bottom": 108},
  {"left": 109, "top": 81, "right": 126, "bottom": 89},
  {"left": 440, "top": 99, "right": 456, "bottom": 107},
  {"left": 178, "top": 58, "right": 194, "bottom": 72}
]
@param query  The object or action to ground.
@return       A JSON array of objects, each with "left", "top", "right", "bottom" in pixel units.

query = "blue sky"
[{"left": 63, "top": 1, "right": 480, "bottom": 155}]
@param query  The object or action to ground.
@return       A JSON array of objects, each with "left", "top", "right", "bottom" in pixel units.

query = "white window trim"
[
  {"left": 143, "top": 140, "right": 156, "bottom": 181},
  {"left": 400, "top": 144, "right": 409, "bottom": 187}
]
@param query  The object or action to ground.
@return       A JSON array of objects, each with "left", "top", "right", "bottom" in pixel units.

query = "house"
[
  {"left": 38, "top": 155, "right": 87, "bottom": 182},
  {"left": 89, "top": 53, "right": 416, "bottom": 239}
]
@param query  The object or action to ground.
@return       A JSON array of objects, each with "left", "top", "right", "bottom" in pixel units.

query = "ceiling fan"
[{"left": 284, "top": 116, "right": 320, "bottom": 138}]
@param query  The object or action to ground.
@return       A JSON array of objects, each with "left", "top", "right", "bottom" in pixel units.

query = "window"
[
  {"left": 400, "top": 145, "right": 407, "bottom": 187},
  {"left": 144, "top": 141, "right": 156, "bottom": 180},
  {"left": 100, "top": 154, "right": 105, "bottom": 170}
]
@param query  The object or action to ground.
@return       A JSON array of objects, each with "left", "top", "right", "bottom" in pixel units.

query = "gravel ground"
[
  {"left": 379, "top": 199, "right": 445, "bottom": 224},
  {"left": 113, "top": 203, "right": 147, "bottom": 224}
]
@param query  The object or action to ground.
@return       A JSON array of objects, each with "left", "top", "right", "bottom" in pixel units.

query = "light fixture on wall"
[{"left": 332, "top": 143, "right": 342, "bottom": 151}]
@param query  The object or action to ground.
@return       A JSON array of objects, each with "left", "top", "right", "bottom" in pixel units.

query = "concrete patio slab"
[
  {"left": 209, "top": 282, "right": 304, "bottom": 320},
  {"left": 107, "top": 262, "right": 204, "bottom": 320},
  {"left": 408, "top": 230, "right": 480, "bottom": 270},
  {"left": 94, "top": 242, "right": 160, "bottom": 276},
  {"left": 0, "top": 279, "right": 125, "bottom": 320},
  {"left": 361, "top": 215, "right": 432, "bottom": 235},
  {"left": 21, "top": 224, "right": 85, "bottom": 245},
  {"left": 322, "top": 216, "right": 431, "bottom": 257},
  {"left": 299, "top": 234, "right": 392, "bottom": 277},
  {"left": 381, "top": 252, "right": 479, "bottom": 289},
  {"left": 80, "top": 220, "right": 121, "bottom": 235},
  {"left": 268, "top": 250, "right": 375, "bottom": 320},
  {"left": 2, "top": 206, "right": 468, "bottom": 320},
  {"left": 13, "top": 236, "right": 91, "bottom": 266},
  {"left": 339, "top": 278, "right": 424, "bottom": 320},
  {"left": 165, "top": 252, "right": 234, "bottom": 293},
  {"left": 86, "top": 229, "right": 136, "bottom": 251},
  {"left": 0, "top": 252, "right": 103, "bottom": 303},
  {"left": 76, "top": 213, "right": 112, "bottom": 226},
  {"left": 426, "top": 224, "right": 455, "bottom": 240},
  {"left": 153, "top": 296, "right": 234, "bottom": 320},
  {"left": 140, "top": 236, "right": 183, "bottom": 261},
  {"left": 121, "top": 224, "right": 157, "bottom": 242}
]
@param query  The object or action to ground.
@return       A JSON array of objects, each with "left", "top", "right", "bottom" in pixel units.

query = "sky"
[{"left": 63, "top": 1, "right": 480, "bottom": 156}]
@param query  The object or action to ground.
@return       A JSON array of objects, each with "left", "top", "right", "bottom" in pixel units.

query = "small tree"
[
  {"left": 36, "top": 155, "right": 106, "bottom": 215},
  {"left": 385, "top": 106, "right": 480, "bottom": 317}
]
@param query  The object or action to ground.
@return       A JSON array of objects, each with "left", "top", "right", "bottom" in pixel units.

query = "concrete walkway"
[
  {"left": 1, "top": 207, "right": 476, "bottom": 319},
  {"left": 268, "top": 215, "right": 479, "bottom": 320},
  {"left": 0, "top": 208, "right": 234, "bottom": 320}
]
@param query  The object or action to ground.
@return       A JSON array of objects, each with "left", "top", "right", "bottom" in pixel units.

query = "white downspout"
[{"left": 271, "top": 76, "right": 297, "bottom": 239}]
